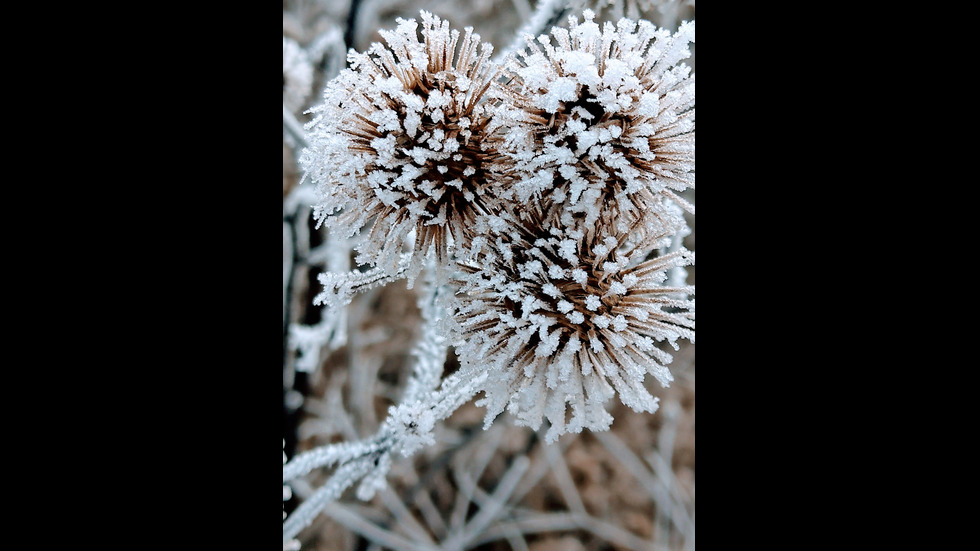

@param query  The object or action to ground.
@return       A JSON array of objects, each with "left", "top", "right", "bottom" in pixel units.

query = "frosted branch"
[
  {"left": 313, "top": 253, "right": 413, "bottom": 311},
  {"left": 283, "top": 457, "right": 378, "bottom": 543},
  {"left": 283, "top": 103, "right": 309, "bottom": 149},
  {"left": 323, "top": 503, "right": 436, "bottom": 551},
  {"left": 497, "top": 0, "right": 572, "bottom": 61},
  {"left": 283, "top": 362, "right": 488, "bottom": 541},
  {"left": 283, "top": 438, "right": 388, "bottom": 484},
  {"left": 283, "top": 185, "right": 316, "bottom": 218},
  {"left": 401, "top": 282, "right": 449, "bottom": 404}
]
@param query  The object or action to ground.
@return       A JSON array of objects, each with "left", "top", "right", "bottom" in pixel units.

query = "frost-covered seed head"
[
  {"left": 452, "top": 213, "right": 695, "bottom": 442},
  {"left": 497, "top": 12, "right": 695, "bottom": 232},
  {"left": 300, "top": 11, "right": 509, "bottom": 280}
]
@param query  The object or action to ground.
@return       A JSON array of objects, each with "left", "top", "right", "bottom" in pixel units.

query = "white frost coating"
[
  {"left": 299, "top": 11, "right": 506, "bottom": 287},
  {"left": 387, "top": 400, "right": 437, "bottom": 457},
  {"left": 558, "top": 50, "right": 601, "bottom": 87},
  {"left": 452, "top": 216, "right": 695, "bottom": 443},
  {"left": 538, "top": 77, "right": 580, "bottom": 112},
  {"left": 499, "top": 13, "right": 696, "bottom": 233}
]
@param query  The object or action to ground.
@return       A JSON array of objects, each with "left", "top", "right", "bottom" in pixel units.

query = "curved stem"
[
  {"left": 283, "top": 103, "right": 309, "bottom": 149},
  {"left": 496, "top": 0, "right": 572, "bottom": 61}
]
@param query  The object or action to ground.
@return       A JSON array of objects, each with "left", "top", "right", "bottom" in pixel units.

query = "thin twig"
[
  {"left": 283, "top": 103, "right": 309, "bottom": 149},
  {"left": 283, "top": 457, "right": 376, "bottom": 542},
  {"left": 595, "top": 431, "right": 693, "bottom": 536},
  {"left": 380, "top": 486, "right": 437, "bottom": 546},
  {"left": 444, "top": 456, "right": 531, "bottom": 551},
  {"left": 449, "top": 423, "right": 506, "bottom": 531},
  {"left": 324, "top": 502, "right": 437, "bottom": 551},
  {"left": 496, "top": 0, "right": 572, "bottom": 61},
  {"left": 542, "top": 434, "right": 588, "bottom": 515}
]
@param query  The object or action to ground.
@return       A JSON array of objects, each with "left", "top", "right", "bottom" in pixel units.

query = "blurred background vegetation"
[{"left": 284, "top": 1, "right": 695, "bottom": 549}]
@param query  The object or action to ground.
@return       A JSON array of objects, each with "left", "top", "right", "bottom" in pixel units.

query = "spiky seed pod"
[
  {"left": 283, "top": 36, "right": 313, "bottom": 113},
  {"left": 450, "top": 211, "right": 695, "bottom": 442},
  {"left": 495, "top": 10, "right": 695, "bottom": 235},
  {"left": 300, "top": 11, "right": 507, "bottom": 282}
]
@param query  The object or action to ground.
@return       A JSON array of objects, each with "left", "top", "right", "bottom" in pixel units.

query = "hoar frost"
[
  {"left": 300, "top": 11, "right": 512, "bottom": 284},
  {"left": 495, "top": 11, "right": 695, "bottom": 235},
  {"left": 288, "top": 8, "right": 695, "bottom": 549},
  {"left": 450, "top": 211, "right": 694, "bottom": 443},
  {"left": 299, "top": 8, "right": 695, "bottom": 444}
]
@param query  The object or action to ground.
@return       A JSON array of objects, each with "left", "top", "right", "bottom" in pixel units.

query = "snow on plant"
[
  {"left": 494, "top": 10, "right": 695, "bottom": 234},
  {"left": 451, "top": 210, "right": 694, "bottom": 443},
  {"left": 285, "top": 5, "right": 694, "bottom": 547},
  {"left": 300, "top": 11, "right": 511, "bottom": 284}
]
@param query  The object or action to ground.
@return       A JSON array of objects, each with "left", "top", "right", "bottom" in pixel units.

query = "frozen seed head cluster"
[{"left": 300, "top": 9, "right": 695, "bottom": 441}]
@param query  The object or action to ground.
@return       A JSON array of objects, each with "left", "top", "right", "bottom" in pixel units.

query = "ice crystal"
[
  {"left": 300, "top": 11, "right": 510, "bottom": 283},
  {"left": 451, "top": 212, "right": 694, "bottom": 442},
  {"left": 386, "top": 400, "right": 438, "bottom": 457},
  {"left": 496, "top": 11, "right": 695, "bottom": 234}
]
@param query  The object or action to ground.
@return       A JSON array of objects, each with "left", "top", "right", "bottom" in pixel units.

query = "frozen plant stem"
[
  {"left": 323, "top": 502, "right": 435, "bottom": 551},
  {"left": 283, "top": 103, "right": 308, "bottom": 149},
  {"left": 284, "top": 457, "right": 378, "bottom": 542},
  {"left": 496, "top": 0, "right": 572, "bottom": 61},
  {"left": 283, "top": 339, "right": 489, "bottom": 543},
  {"left": 443, "top": 456, "right": 531, "bottom": 551}
]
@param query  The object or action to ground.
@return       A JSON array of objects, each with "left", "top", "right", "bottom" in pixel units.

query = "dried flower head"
[
  {"left": 300, "top": 11, "right": 506, "bottom": 281},
  {"left": 283, "top": 36, "right": 313, "bottom": 112},
  {"left": 496, "top": 10, "right": 695, "bottom": 233},
  {"left": 450, "top": 212, "right": 695, "bottom": 442}
]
